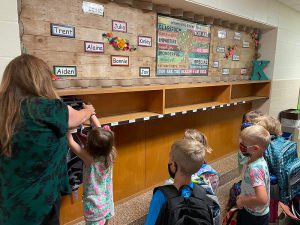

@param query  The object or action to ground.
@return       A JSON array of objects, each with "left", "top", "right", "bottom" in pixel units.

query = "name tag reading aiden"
[
  {"left": 53, "top": 66, "right": 77, "bottom": 76},
  {"left": 111, "top": 55, "right": 129, "bottom": 66},
  {"left": 84, "top": 41, "right": 104, "bottom": 53},
  {"left": 50, "top": 23, "right": 75, "bottom": 38}
]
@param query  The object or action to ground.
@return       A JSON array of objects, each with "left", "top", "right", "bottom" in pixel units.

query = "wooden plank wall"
[
  {"left": 209, "top": 26, "right": 255, "bottom": 76},
  {"left": 19, "top": 0, "right": 255, "bottom": 79},
  {"left": 20, "top": 0, "right": 156, "bottom": 78}
]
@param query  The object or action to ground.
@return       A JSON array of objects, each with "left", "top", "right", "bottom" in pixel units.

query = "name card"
[
  {"left": 216, "top": 46, "right": 225, "bottom": 53},
  {"left": 50, "top": 23, "right": 75, "bottom": 38},
  {"left": 111, "top": 55, "right": 129, "bottom": 66},
  {"left": 82, "top": 1, "right": 104, "bottom": 16},
  {"left": 139, "top": 67, "right": 150, "bottom": 76},
  {"left": 112, "top": 20, "right": 127, "bottom": 33},
  {"left": 218, "top": 30, "right": 226, "bottom": 39},
  {"left": 212, "top": 61, "right": 219, "bottom": 68},
  {"left": 53, "top": 66, "right": 77, "bottom": 76},
  {"left": 222, "top": 68, "right": 230, "bottom": 75},
  {"left": 138, "top": 36, "right": 152, "bottom": 47},
  {"left": 84, "top": 41, "right": 104, "bottom": 53},
  {"left": 233, "top": 55, "right": 240, "bottom": 61},
  {"left": 129, "top": 119, "right": 135, "bottom": 123},
  {"left": 243, "top": 41, "right": 250, "bottom": 48},
  {"left": 234, "top": 32, "right": 241, "bottom": 40},
  {"left": 241, "top": 68, "right": 247, "bottom": 74}
]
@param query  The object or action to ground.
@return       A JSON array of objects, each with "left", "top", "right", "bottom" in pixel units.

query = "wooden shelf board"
[
  {"left": 164, "top": 101, "right": 225, "bottom": 114},
  {"left": 230, "top": 80, "right": 270, "bottom": 85},
  {"left": 98, "top": 111, "right": 159, "bottom": 124},
  {"left": 56, "top": 80, "right": 271, "bottom": 96},
  {"left": 230, "top": 96, "right": 269, "bottom": 103}
]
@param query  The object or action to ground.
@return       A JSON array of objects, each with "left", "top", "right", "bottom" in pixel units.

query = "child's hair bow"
[{"left": 102, "top": 125, "right": 111, "bottom": 131}]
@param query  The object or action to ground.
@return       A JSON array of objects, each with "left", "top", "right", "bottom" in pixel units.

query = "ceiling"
[{"left": 278, "top": 0, "right": 300, "bottom": 12}]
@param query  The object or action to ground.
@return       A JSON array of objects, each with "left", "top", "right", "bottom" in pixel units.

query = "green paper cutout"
[{"left": 250, "top": 60, "right": 270, "bottom": 80}]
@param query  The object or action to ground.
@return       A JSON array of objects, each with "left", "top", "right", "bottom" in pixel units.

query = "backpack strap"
[
  {"left": 153, "top": 185, "right": 179, "bottom": 200},
  {"left": 192, "top": 183, "right": 210, "bottom": 199}
]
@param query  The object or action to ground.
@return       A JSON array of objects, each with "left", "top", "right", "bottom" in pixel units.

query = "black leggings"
[
  {"left": 237, "top": 208, "right": 269, "bottom": 225},
  {"left": 41, "top": 196, "right": 61, "bottom": 225}
]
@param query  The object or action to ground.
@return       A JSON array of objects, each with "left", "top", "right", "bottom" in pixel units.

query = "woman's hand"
[
  {"left": 83, "top": 103, "right": 95, "bottom": 115},
  {"left": 68, "top": 104, "right": 96, "bottom": 128}
]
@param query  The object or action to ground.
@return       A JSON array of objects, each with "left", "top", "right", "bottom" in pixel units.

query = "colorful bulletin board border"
[{"left": 156, "top": 15, "right": 211, "bottom": 76}]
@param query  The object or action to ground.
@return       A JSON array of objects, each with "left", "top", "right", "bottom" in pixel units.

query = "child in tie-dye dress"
[{"left": 68, "top": 115, "right": 117, "bottom": 225}]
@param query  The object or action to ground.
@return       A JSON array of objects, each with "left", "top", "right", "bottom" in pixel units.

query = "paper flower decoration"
[
  {"left": 251, "top": 31, "right": 261, "bottom": 49},
  {"left": 224, "top": 45, "right": 236, "bottom": 59},
  {"left": 102, "top": 32, "right": 136, "bottom": 51},
  {"left": 50, "top": 72, "right": 60, "bottom": 80}
]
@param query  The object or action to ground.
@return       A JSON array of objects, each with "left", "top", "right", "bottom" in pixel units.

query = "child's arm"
[
  {"left": 90, "top": 114, "right": 101, "bottom": 128},
  {"left": 67, "top": 131, "right": 93, "bottom": 166},
  {"left": 237, "top": 185, "right": 268, "bottom": 209}
]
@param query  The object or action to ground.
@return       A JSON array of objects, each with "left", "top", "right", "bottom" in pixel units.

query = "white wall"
[{"left": 0, "top": 0, "right": 21, "bottom": 81}]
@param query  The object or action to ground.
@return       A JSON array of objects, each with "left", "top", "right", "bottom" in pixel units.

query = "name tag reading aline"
[
  {"left": 53, "top": 66, "right": 77, "bottom": 76},
  {"left": 84, "top": 41, "right": 104, "bottom": 53},
  {"left": 50, "top": 23, "right": 75, "bottom": 38}
]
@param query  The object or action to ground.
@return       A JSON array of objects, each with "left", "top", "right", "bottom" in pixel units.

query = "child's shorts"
[{"left": 237, "top": 208, "right": 269, "bottom": 225}]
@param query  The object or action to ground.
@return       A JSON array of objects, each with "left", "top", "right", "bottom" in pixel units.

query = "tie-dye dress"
[{"left": 83, "top": 157, "right": 114, "bottom": 225}]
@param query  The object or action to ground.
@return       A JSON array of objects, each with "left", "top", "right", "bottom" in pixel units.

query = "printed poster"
[{"left": 156, "top": 16, "right": 211, "bottom": 76}]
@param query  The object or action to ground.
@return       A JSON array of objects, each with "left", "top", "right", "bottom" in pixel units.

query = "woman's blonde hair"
[
  {"left": 170, "top": 139, "right": 206, "bottom": 176},
  {"left": 254, "top": 115, "right": 282, "bottom": 136},
  {"left": 184, "top": 129, "right": 213, "bottom": 153},
  {"left": 0, "top": 54, "right": 58, "bottom": 157}
]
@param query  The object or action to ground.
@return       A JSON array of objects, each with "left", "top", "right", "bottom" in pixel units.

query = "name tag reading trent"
[{"left": 51, "top": 23, "right": 75, "bottom": 38}]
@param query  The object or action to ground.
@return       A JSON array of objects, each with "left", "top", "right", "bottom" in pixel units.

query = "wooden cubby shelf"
[
  {"left": 57, "top": 80, "right": 271, "bottom": 126},
  {"left": 230, "top": 81, "right": 271, "bottom": 102}
]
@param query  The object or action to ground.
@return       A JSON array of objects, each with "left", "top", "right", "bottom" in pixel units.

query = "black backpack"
[{"left": 154, "top": 184, "right": 214, "bottom": 225}]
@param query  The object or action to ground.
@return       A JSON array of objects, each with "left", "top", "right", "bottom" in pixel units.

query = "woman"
[{"left": 0, "top": 54, "right": 96, "bottom": 225}]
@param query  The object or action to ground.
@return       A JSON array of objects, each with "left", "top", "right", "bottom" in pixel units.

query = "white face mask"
[{"left": 238, "top": 150, "right": 249, "bottom": 165}]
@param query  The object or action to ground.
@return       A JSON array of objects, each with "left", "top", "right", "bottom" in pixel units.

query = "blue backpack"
[{"left": 264, "top": 136, "right": 299, "bottom": 203}]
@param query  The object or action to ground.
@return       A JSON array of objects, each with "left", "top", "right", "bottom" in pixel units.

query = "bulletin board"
[
  {"left": 19, "top": 0, "right": 256, "bottom": 80},
  {"left": 156, "top": 15, "right": 211, "bottom": 76}
]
